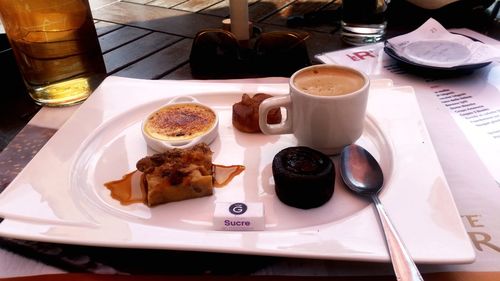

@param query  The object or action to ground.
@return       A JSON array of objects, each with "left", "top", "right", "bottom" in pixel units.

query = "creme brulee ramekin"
[{"left": 141, "top": 96, "right": 219, "bottom": 152}]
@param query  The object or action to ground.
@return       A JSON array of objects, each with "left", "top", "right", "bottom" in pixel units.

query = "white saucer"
[{"left": 403, "top": 40, "right": 471, "bottom": 68}]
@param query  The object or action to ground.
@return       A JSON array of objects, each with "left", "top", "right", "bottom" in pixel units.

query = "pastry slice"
[{"left": 136, "top": 143, "right": 214, "bottom": 206}]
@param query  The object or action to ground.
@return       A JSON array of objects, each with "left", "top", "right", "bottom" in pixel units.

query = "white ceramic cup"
[{"left": 259, "top": 64, "right": 369, "bottom": 155}]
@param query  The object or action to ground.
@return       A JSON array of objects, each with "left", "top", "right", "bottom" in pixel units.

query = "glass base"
[
  {"left": 341, "top": 21, "right": 386, "bottom": 46},
  {"left": 27, "top": 74, "right": 105, "bottom": 107}
]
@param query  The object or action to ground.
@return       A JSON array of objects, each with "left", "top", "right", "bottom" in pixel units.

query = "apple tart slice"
[{"left": 136, "top": 143, "right": 214, "bottom": 206}]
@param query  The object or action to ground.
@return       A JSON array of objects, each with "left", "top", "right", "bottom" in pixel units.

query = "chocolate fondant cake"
[{"left": 272, "top": 146, "right": 334, "bottom": 209}]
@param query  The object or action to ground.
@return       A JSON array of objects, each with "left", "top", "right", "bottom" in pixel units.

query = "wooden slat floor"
[
  {"left": 91, "top": 0, "right": 343, "bottom": 80},
  {"left": 0, "top": 0, "right": 343, "bottom": 152},
  {"left": 2, "top": 0, "right": 499, "bottom": 152}
]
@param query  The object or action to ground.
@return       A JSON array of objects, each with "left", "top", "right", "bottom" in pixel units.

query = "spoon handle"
[{"left": 372, "top": 195, "right": 424, "bottom": 281}]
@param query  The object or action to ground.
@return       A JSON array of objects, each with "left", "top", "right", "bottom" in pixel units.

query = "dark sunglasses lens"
[
  {"left": 190, "top": 30, "right": 240, "bottom": 77},
  {"left": 190, "top": 30, "right": 311, "bottom": 78},
  {"left": 254, "top": 32, "right": 310, "bottom": 76}
]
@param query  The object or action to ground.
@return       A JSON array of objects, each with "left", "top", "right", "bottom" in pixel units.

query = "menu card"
[{"left": 317, "top": 28, "right": 500, "bottom": 272}]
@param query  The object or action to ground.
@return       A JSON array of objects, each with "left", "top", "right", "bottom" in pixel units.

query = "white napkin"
[{"left": 385, "top": 18, "right": 500, "bottom": 68}]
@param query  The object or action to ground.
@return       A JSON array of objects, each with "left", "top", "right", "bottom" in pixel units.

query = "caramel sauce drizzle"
[
  {"left": 104, "top": 164, "right": 245, "bottom": 206},
  {"left": 213, "top": 164, "right": 245, "bottom": 187},
  {"left": 104, "top": 170, "right": 146, "bottom": 205}
]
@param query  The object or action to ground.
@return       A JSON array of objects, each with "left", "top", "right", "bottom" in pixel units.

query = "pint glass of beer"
[{"left": 0, "top": 0, "right": 106, "bottom": 106}]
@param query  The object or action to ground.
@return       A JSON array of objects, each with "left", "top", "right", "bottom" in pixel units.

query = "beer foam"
[{"left": 294, "top": 68, "right": 365, "bottom": 96}]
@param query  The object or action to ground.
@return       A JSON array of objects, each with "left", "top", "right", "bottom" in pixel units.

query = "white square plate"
[{"left": 0, "top": 76, "right": 474, "bottom": 264}]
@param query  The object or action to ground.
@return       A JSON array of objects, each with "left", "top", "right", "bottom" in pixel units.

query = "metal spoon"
[{"left": 340, "top": 144, "right": 424, "bottom": 281}]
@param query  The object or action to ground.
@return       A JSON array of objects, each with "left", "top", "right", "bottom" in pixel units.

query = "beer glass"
[{"left": 0, "top": 0, "right": 106, "bottom": 106}]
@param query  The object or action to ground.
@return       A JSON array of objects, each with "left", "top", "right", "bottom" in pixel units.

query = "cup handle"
[{"left": 259, "top": 95, "right": 292, "bottom": 135}]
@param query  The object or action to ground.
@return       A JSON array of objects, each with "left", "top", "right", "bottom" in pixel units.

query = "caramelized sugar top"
[{"left": 145, "top": 104, "right": 216, "bottom": 141}]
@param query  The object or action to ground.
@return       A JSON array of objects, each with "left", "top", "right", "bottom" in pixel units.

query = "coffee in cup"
[
  {"left": 293, "top": 66, "right": 366, "bottom": 97},
  {"left": 259, "top": 64, "right": 369, "bottom": 155}
]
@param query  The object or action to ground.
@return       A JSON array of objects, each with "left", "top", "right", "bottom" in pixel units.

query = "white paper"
[
  {"left": 385, "top": 18, "right": 500, "bottom": 68},
  {"left": 316, "top": 28, "right": 500, "bottom": 272},
  {"left": 317, "top": 30, "right": 500, "bottom": 186}
]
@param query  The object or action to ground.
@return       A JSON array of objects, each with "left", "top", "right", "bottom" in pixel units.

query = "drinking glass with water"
[{"left": 341, "top": 0, "right": 390, "bottom": 45}]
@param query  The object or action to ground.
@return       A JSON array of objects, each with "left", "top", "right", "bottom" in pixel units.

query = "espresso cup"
[{"left": 259, "top": 64, "right": 369, "bottom": 155}]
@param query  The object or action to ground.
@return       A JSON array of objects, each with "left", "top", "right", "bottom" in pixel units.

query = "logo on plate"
[{"left": 229, "top": 203, "right": 247, "bottom": 215}]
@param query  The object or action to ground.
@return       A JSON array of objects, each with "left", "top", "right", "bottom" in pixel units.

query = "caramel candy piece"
[{"left": 232, "top": 93, "right": 281, "bottom": 133}]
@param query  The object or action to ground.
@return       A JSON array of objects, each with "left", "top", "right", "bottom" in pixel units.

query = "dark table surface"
[{"left": 1, "top": 0, "right": 499, "bottom": 152}]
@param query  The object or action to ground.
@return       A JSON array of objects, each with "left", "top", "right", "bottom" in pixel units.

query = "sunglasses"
[{"left": 189, "top": 29, "right": 311, "bottom": 79}]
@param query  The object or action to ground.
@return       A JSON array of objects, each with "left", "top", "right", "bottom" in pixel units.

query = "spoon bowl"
[
  {"left": 340, "top": 144, "right": 424, "bottom": 281},
  {"left": 340, "top": 143, "right": 384, "bottom": 196}
]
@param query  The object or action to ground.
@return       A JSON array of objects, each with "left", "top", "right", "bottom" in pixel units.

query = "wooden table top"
[
  {"left": 1, "top": 0, "right": 499, "bottom": 150},
  {"left": 91, "top": 0, "right": 343, "bottom": 80},
  {"left": 2, "top": 0, "right": 499, "bottom": 151}
]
